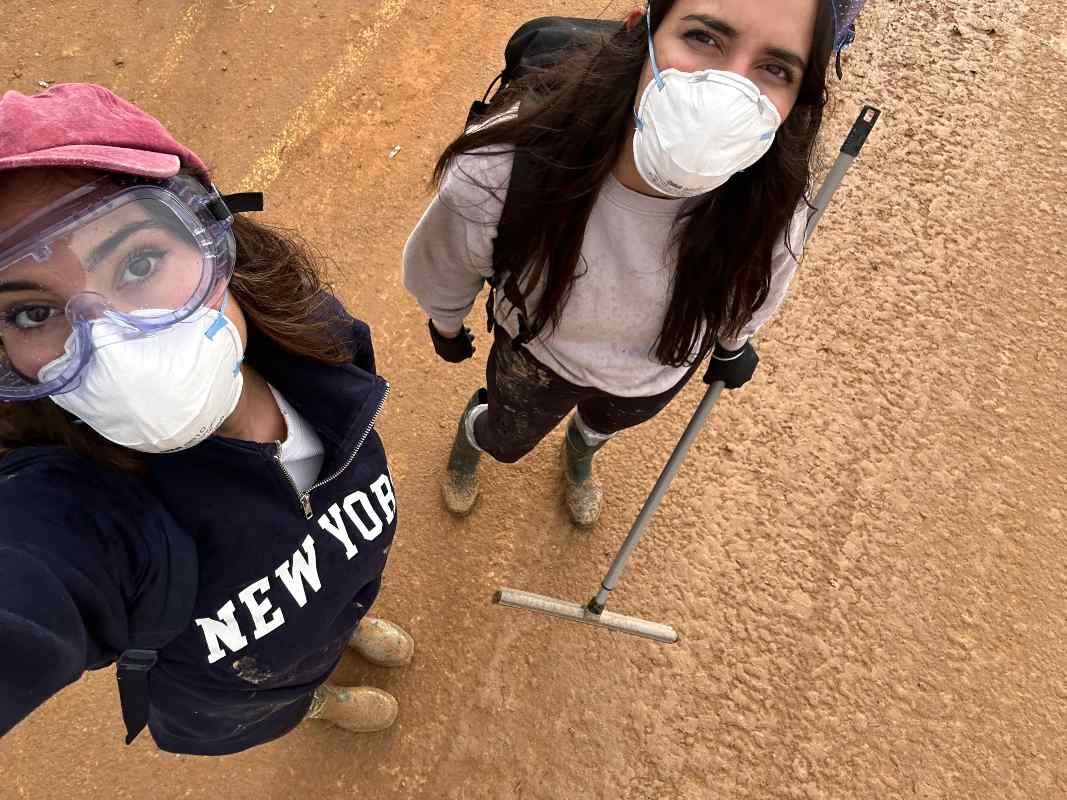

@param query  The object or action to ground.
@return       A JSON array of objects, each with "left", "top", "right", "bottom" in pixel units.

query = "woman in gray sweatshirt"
[{"left": 404, "top": 0, "right": 863, "bottom": 525}]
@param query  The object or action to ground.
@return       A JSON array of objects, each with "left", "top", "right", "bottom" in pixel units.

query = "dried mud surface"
[{"left": 2, "top": 1, "right": 1065, "bottom": 798}]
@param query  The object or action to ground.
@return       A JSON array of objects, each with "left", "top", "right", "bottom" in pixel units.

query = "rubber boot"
[
  {"left": 442, "top": 389, "right": 487, "bottom": 516},
  {"left": 348, "top": 617, "right": 414, "bottom": 667},
  {"left": 305, "top": 683, "right": 398, "bottom": 733},
  {"left": 562, "top": 416, "right": 610, "bottom": 528}
]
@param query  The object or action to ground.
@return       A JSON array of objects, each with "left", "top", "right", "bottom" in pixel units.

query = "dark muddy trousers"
[{"left": 473, "top": 330, "right": 697, "bottom": 464}]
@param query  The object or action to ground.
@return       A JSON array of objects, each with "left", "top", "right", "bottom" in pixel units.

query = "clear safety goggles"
[{"left": 0, "top": 175, "right": 260, "bottom": 401}]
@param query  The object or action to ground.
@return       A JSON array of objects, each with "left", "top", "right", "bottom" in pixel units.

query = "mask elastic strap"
[
  {"left": 646, "top": 3, "right": 665, "bottom": 90},
  {"left": 205, "top": 291, "right": 230, "bottom": 341},
  {"left": 203, "top": 291, "right": 243, "bottom": 375},
  {"left": 634, "top": 3, "right": 666, "bottom": 132}
]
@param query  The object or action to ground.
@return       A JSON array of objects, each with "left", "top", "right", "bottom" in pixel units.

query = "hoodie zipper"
[
  {"left": 274, "top": 449, "right": 314, "bottom": 518},
  {"left": 274, "top": 382, "right": 390, "bottom": 520}
]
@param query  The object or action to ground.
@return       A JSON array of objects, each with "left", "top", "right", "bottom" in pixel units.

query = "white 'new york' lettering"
[
  {"left": 342, "top": 491, "right": 382, "bottom": 541},
  {"left": 274, "top": 535, "right": 322, "bottom": 608},
  {"left": 370, "top": 474, "right": 396, "bottom": 524},
  {"left": 195, "top": 600, "right": 249, "bottom": 664},
  {"left": 237, "top": 576, "right": 286, "bottom": 640},
  {"left": 317, "top": 504, "right": 360, "bottom": 559},
  {"left": 196, "top": 473, "right": 397, "bottom": 663}
]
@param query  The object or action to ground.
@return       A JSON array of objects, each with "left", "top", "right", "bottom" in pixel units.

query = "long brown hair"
[
  {"left": 434, "top": 1, "right": 834, "bottom": 365},
  {"left": 0, "top": 202, "right": 350, "bottom": 472}
]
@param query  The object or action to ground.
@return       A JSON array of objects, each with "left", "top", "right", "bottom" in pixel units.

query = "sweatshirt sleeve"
[
  {"left": 0, "top": 451, "right": 184, "bottom": 738},
  {"left": 402, "top": 149, "right": 514, "bottom": 333},
  {"left": 717, "top": 201, "right": 809, "bottom": 352},
  {"left": 0, "top": 547, "right": 99, "bottom": 734}
]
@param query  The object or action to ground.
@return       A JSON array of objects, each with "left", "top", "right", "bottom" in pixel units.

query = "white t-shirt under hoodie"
[
  {"left": 268, "top": 385, "right": 325, "bottom": 494},
  {"left": 402, "top": 147, "right": 807, "bottom": 398}
]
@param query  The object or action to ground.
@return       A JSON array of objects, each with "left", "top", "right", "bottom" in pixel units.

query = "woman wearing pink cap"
[{"left": 0, "top": 83, "right": 411, "bottom": 754}]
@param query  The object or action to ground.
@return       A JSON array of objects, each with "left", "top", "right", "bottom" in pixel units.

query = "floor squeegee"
[{"left": 494, "top": 105, "right": 882, "bottom": 644}]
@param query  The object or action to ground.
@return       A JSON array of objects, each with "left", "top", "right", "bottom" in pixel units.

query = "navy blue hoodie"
[{"left": 0, "top": 302, "right": 396, "bottom": 756}]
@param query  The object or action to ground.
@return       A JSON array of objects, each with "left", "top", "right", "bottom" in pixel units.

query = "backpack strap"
[
  {"left": 486, "top": 148, "right": 539, "bottom": 350},
  {"left": 467, "top": 72, "right": 506, "bottom": 129},
  {"left": 116, "top": 517, "right": 199, "bottom": 745},
  {"left": 117, "top": 650, "right": 159, "bottom": 744},
  {"left": 475, "top": 17, "right": 620, "bottom": 348}
]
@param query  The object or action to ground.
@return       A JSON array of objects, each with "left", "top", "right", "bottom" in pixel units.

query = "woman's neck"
[
  {"left": 216, "top": 363, "right": 287, "bottom": 444},
  {"left": 612, "top": 128, "right": 674, "bottom": 199}
]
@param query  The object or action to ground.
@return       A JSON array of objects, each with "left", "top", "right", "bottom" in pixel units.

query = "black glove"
[
  {"left": 703, "top": 341, "right": 759, "bottom": 389},
  {"left": 428, "top": 320, "right": 476, "bottom": 363}
]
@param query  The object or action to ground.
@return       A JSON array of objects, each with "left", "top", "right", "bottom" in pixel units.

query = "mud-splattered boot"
[
  {"left": 563, "top": 414, "right": 613, "bottom": 528},
  {"left": 442, "top": 389, "right": 488, "bottom": 516},
  {"left": 348, "top": 617, "right": 414, "bottom": 667},
  {"left": 305, "top": 683, "right": 398, "bottom": 733}
]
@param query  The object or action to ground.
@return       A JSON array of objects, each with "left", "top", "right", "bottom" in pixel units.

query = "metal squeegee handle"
[
  {"left": 588, "top": 104, "right": 882, "bottom": 615},
  {"left": 806, "top": 105, "right": 881, "bottom": 242}
]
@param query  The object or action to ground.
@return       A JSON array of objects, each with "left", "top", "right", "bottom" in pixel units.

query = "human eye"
[
  {"left": 5, "top": 304, "right": 63, "bottom": 331},
  {"left": 683, "top": 28, "right": 722, "bottom": 51},
  {"left": 116, "top": 248, "right": 166, "bottom": 288},
  {"left": 762, "top": 63, "right": 796, "bottom": 84}
]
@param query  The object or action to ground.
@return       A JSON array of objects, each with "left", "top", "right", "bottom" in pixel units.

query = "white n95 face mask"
[
  {"left": 633, "top": 8, "right": 783, "bottom": 198},
  {"left": 38, "top": 302, "right": 245, "bottom": 454}
]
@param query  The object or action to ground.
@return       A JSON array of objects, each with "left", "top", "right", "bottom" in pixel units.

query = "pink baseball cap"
[{"left": 0, "top": 83, "right": 211, "bottom": 184}]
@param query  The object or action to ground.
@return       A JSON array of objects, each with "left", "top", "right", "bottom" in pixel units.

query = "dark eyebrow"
[
  {"left": 681, "top": 14, "right": 739, "bottom": 39},
  {"left": 86, "top": 219, "right": 159, "bottom": 269},
  {"left": 681, "top": 14, "right": 808, "bottom": 71},
  {"left": 0, "top": 280, "right": 48, "bottom": 295}
]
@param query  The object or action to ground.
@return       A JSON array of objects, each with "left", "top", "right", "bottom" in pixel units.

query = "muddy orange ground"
[{"left": 2, "top": 1, "right": 1066, "bottom": 798}]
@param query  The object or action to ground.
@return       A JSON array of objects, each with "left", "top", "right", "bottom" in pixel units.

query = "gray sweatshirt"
[{"left": 402, "top": 148, "right": 807, "bottom": 397}]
